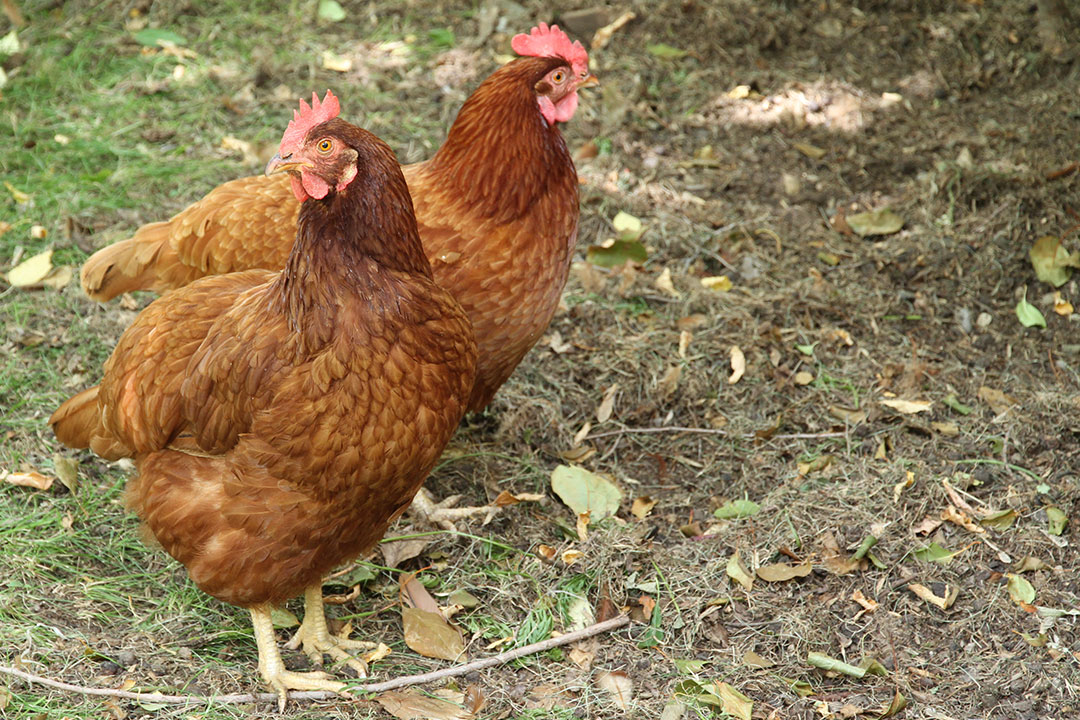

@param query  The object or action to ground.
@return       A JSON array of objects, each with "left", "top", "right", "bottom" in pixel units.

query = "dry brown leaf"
[
  {"left": 756, "top": 562, "right": 813, "bottom": 582},
  {"left": 678, "top": 330, "right": 692, "bottom": 358},
  {"left": 41, "top": 266, "right": 73, "bottom": 290},
  {"left": 742, "top": 650, "right": 775, "bottom": 668},
  {"left": 595, "top": 670, "right": 633, "bottom": 711},
  {"left": 569, "top": 645, "right": 595, "bottom": 669},
  {"left": 376, "top": 689, "right": 473, "bottom": 720},
  {"left": 941, "top": 479, "right": 983, "bottom": 516},
  {"left": 700, "top": 275, "right": 732, "bottom": 292},
  {"left": 630, "top": 496, "right": 658, "bottom": 519},
  {"left": 401, "top": 607, "right": 465, "bottom": 661},
  {"left": 381, "top": 531, "right": 430, "bottom": 568},
  {"left": 6, "top": 249, "right": 53, "bottom": 287},
  {"left": 547, "top": 330, "right": 573, "bottom": 354},
  {"left": 363, "top": 642, "right": 392, "bottom": 664},
  {"left": 561, "top": 549, "right": 585, "bottom": 565},
  {"left": 931, "top": 421, "right": 959, "bottom": 436},
  {"left": 657, "top": 365, "right": 681, "bottom": 398},
  {"left": 879, "top": 398, "right": 933, "bottom": 414},
  {"left": 399, "top": 573, "right": 440, "bottom": 613},
  {"left": 907, "top": 582, "right": 958, "bottom": 610},
  {"left": 793, "top": 370, "right": 814, "bottom": 385},
  {"left": 678, "top": 313, "right": 707, "bottom": 330},
  {"left": 729, "top": 346, "right": 746, "bottom": 384},
  {"left": 655, "top": 267, "right": 682, "bottom": 298},
  {"left": 893, "top": 471, "right": 914, "bottom": 502},
  {"left": 4, "top": 471, "right": 54, "bottom": 491},
  {"left": 912, "top": 515, "right": 943, "bottom": 535},
  {"left": 942, "top": 505, "right": 985, "bottom": 534},
  {"left": 851, "top": 589, "right": 878, "bottom": 612},
  {"left": 829, "top": 405, "right": 867, "bottom": 424},
  {"left": 977, "top": 385, "right": 1018, "bottom": 415},
  {"left": 537, "top": 544, "right": 557, "bottom": 561},
  {"left": 576, "top": 512, "right": 590, "bottom": 542},
  {"left": 596, "top": 383, "right": 619, "bottom": 423}
]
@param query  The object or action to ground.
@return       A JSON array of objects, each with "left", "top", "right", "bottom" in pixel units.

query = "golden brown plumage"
[
  {"left": 52, "top": 107, "right": 476, "bottom": 705},
  {"left": 80, "top": 50, "right": 592, "bottom": 413}
]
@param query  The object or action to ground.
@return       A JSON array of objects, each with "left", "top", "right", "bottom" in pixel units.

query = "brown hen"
[
  {"left": 51, "top": 93, "right": 476, "bottom": 707},
  {"left": 80, "top": 23, "right": 594, "bottom": 416}
]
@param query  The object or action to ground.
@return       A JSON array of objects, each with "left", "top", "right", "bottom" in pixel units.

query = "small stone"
[
  {"left": 98, "top": 660, "right": 122, "bottom": 676},
  {"left": 976, "top": 312, "right": 992, "bottom": 328},
  {"left": 116, "top": 650, "right": 137, "bottom": 668}
]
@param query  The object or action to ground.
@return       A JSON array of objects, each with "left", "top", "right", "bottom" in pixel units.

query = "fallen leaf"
[
  {"left": 1005, "top": 573, "right": 1036, "bottom": 605},
  {"left": 878, "top": 690, "right": 907, "bottom": 718},
  {"left": 879, "top": 398, "right": 932, "bottom": 414},
  {"left": 728, "top": 345, "right": 746, "bottom": 384},
  {"left": 807, "top": 652, "right": 876, "bottom": 678},
  {"left": 655, "top": 267, "right": 681, "bottom": 298},
  {"left": 4, "top": 471, "right": 54, "bottom": 491},
  {"left": 657, "top": 365, "right": 681, "bottom": 398},
  {"left": 596, "top": 383, "right": 618, "bottom": 423},
  {"left": 322, "top": 49, "right": 352, "bottom": 72},
  {"left": 942, "top": 505, "right": 984, "bottom": 534},
  {"left": 1016, "top": 289, "right": 1046, "bottom": 328},
  {"left": 363, "top": 642, "right": 392, "bottom": 664},
  {"left": 612, "top": 210, "right": 643, "bottom": 240},
  {"left": 1046, "top": 506, "right": 1067, "bottom": 535},
  {"left": 596, "top": 670, "right": 633, "bottom": 711},
  {"left": 713, "top": 499, "right": 760, "bottom": 519},
  {"left": 907, "top": 582, "right": 958, "bottom": 610},
  {"left": 830, "top": 405, "right": 867, "bottom": 424},
  {"left": 977, "top": 386, "right": 1017, "bottom": 415},
  {"left": 6, "top": 249, "right": 53, "bottom": 287},
  {"left": 576, "top": 512, "right": 590, "bottom": 541},
  {"left": 979, "top": 509, "right": 1017, "bottom": 530},
  {"left": 713, "top": 682, "right": 752, "bottom": 720},
  {"left": 317, "top": 0, "right": 347, "bottom": 22},
  {"left": 631, "top": 496, "right": 658, "bottom": 519},
  {"left": 377, "top": 689, "right": 472, "bottom": 720},
  {"left": 550, "top": 465, "right": 622, "bottom": 520},
  {"left": 742, "top": 650, "right": 775, "bottom": 668},
  {"left": 4, "top": 181, "right": 30, "bottom": 204},
  {"left": 678, "top": 330, "right": 692, "bottom": 358},
  {"left": 133, "top": 28, "right": 187, "bottom": 47},
  {"left": 756, "top": 562, "right": 812, "bottom": 582},
  {"left": 1012, "top": 556, "right": 1050, "bottom": 573},
  {"left": 647, "top": 42, "right": 688, "bottom": 58},
  {"left": 700, "top": 275, "right": 732, "bottom": 291},
  {"left": 380, "top": 532, "right": 430, "bottom": 568},
  {"left": 1029, "top": 235, "right": 1077, "bottom": 287},
  {"left": 402, "top": 607, "right": 464, "bottom": 661},
  {"left": 561, "top": 549, "right": 585, "bottom": 565},
  {"left": 846, "top": 208, "right": 904, "bottom": 237},
  {"left": 270, "top": 606, "right": 299, "bottom": 628},
  {"left": 537, "top": 544, "right": 557, "bottom": 561},
  {"left": 793, "top": 370, "right": 814, "bottom": 385},
  {"left": 851, "top": 589, "right": 879, "bottom": 613},
  {"left": 912, "top": 516, "right": 943, "bottom": 535},
  {"left": 931, "top": 421, "right": 959, "bottom": 436},
  {"left": 587, "top": 239, "right": 647, "bottom": 267},
  {"left": 726, "top": 551, "right": 753, "bottom": 591},
  {"left": 52, "top": 455, "right": 79, "bottom": 493},
  {"left": 1052, "top": 291, "right": 1073, "bottom": 316},
  {"left": 30, "top": 224, "right": 47, "bottom": 239},
  {"left": 399, "top": 573, "right": 440, "bottom": 613},
  {"left": 41, "top": 266, "right": 73, "bottom": 290}
]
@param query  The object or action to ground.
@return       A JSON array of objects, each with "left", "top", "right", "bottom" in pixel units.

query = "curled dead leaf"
[{"left": 728, "top": 346, "right": 745, "bottom": 384}]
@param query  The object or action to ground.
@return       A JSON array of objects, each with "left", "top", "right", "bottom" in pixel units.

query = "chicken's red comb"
[
  {"left": 279, "top": 90, "right": 340, "bottom": 152},
  {"left": 512, "top": 23, "right": 589, "bottom": 77}
]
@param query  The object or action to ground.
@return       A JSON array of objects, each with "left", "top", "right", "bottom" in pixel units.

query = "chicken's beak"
[
  {"left": 577, "top": 74, "right": 600, "bottom": 90},
  {"left": 265, "top": 153, "right": 304, "bottom": 177}
]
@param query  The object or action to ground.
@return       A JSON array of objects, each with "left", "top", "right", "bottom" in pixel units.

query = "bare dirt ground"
[{"left": 3, "top": 1, "right": 1079, "bottom": 718}]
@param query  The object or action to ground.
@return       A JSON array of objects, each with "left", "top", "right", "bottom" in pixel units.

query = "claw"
[
  {"left": 408, "top": 487, "right": 500, "bottom": 531},
  {"left": 289, "top": 585, "right": 376, "bottom": 677}
]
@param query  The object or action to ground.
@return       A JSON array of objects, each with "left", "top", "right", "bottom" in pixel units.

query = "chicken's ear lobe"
[{"left": 336, "top": 148, "right": 359, "bottom": 192}]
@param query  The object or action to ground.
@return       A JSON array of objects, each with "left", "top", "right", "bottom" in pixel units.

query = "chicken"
[
  {"left": 50, "top": 92, "right": 477, "bottom": 708},
  {"left": 80, "top": 23, "right": 594, "bottom": 416}
]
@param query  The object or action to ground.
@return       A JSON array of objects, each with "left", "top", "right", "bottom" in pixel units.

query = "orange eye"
[
  {"left": 317, "top": 138, "right": 333, "bottom": 153},
  {"left": 552, "top": 71, "right": 565, "bottom": 83}
]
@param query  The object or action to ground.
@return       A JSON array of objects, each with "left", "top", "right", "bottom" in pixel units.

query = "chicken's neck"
[
  {"left": 274, "top": 163, "right": 431, "bottom": 332},
  {"left": 423, "top": 66, "right": 576, "bottom": 224}
]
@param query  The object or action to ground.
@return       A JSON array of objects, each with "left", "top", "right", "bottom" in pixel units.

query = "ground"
[{"left": 1, "top": 1, "right": 1078, "bottom": 719}]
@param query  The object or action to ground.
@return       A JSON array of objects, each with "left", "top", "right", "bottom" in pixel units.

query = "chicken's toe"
[{"left": 408, "top": 487, "right": 499, "bottom": 531}]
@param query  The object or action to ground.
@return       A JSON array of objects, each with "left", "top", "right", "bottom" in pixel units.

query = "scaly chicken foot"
[
  {"left": 408, "top": 486, "right": 500, "bottom": 531},
  {"left": 250, "top": 604, "right": 351, "bottom": 711},
  {"left": 286, "top": 585, "right": 374, "bottom": 678}
]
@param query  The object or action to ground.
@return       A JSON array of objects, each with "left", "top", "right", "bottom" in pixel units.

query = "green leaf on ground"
[
  {"left": 133, "top": 28, "right": 187, "bottom": 47},
  {"left": 551, "top": 465, "right": 622, "bottom": 520},
  {"left": 846, "top": 208, "right": 904, "bottom": 237},
  {"left": 714, "top": 499, "right": 760, "bottom": 519},
  {"left": 317, "top": 0, "right": 347, "bottom": 21}
]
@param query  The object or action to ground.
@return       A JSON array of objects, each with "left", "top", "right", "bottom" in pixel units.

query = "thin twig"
[
  {"left": 585, "top": 425, "right": 848, "bottom": 441},
  {"left": 0, "top": 615, "right": 630, "bottom": 706}
]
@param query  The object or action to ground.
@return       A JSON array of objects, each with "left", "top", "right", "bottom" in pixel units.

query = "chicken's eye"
[
  {"left": 552, "top": 70, "right": 565, "bottom": 84},
  {"left": 317, "top": 138, "right": 333, "bottom": 154}
]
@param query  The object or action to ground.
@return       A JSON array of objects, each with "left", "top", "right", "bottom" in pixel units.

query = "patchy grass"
[{"left": 3, "top": 1, "right": 1080, "bottom": 719}]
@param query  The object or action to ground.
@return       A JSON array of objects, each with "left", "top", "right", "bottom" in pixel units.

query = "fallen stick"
[{"left": 0, "top": 615, "right": 630, "bottom": 706}]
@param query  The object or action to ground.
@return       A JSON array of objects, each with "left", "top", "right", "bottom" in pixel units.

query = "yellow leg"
[
  {"left": 285, "top": 585, "right": 374, "bottom": 678},
  {"left": 250, "top": 603, "right": 350, "bottom": 711}
]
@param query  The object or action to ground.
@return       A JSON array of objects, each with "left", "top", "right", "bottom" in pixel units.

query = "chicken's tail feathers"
[
  {"left": 80, "top": 221, "right": 189, "bottom": 302},
  {"left": 50, "top": 387, "right": 131, "bottom": 460},
  {"left": 50, "top": 386, "right": 102, "bottom": 449}
]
